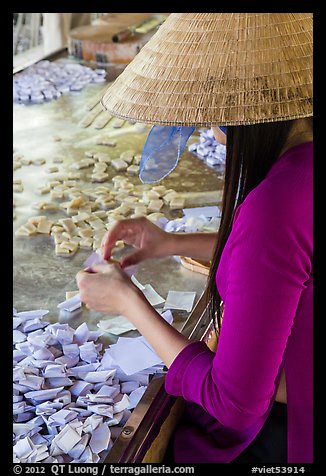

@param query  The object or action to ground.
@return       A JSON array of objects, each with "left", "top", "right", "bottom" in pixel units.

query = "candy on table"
[
  {"left": 95, "top": 137, "right": 117, "bottom": 147},
  {"left": 93, "top": 111, "right": 113, "bottom": 129},
  {"left": 119, "top": 150, "right": 135, "bottom": 164},
  {"left": 32, "top": 158, "right": 46, "bottom": 166},
  {"left": 111, "top": 118, "right": 125, "bottom": 129},
  {"left": 111, "top": 159, "right": 128, "bottom": 172}
]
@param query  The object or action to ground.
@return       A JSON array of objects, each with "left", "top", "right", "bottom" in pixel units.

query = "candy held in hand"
[{"left": 83, "top": 252, "right": 136, "bottom": 277}]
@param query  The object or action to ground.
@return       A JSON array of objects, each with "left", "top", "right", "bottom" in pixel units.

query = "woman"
[{"left": 76, "top": 14, "right": 313, "bottom": 463}]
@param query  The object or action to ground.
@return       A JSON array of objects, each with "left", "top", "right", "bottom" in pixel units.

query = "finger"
[
  {"left": 90, "top": 263, "right": 120, "bottom": 274},
  {"left": 76, "top": 269, "right": 88, "bottom": 286},
  {"left": 84, "top": 266, "right": 96, "bottom": 274},
  {"left": 121, "top": 249, "right": 148, "bottom": 268},
  {"left": 102, "top": 220, "right": 130, "bottom": 260},
  {"left": 102, "top": 218, "right": 145, "bottom": 260}
]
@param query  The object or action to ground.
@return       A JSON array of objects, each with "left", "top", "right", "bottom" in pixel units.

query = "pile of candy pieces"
[
  {"left": 188, "top": 128, "right": 226, "bottom": 169},
  {"left": 13, "top": 308, "right": 156, "bottom": 463},
  {"left": 13, "top": 61, "right": 106, "bottom": 105}
]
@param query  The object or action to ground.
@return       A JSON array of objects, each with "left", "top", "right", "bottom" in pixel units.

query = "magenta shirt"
[{"left": 165, "top": 142, "right": 313, "bottom": 463}]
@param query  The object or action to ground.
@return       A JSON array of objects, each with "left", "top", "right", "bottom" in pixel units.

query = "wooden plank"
[{"left": 141, "top": 398, "right": 185, "bottom": 463}]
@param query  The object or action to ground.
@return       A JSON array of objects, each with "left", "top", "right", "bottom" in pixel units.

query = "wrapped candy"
[
  {"left": 188, "top": 128, "right": 226, "bottom": 171},
  {"left": 13, "top": 60, "right": 106, "bottom": 105}
]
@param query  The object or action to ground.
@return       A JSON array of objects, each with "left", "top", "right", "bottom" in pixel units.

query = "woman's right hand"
[{"left": 101, "top": 217, "right": 175, "bottom": 268}]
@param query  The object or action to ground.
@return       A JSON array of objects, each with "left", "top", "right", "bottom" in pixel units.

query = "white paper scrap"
[
  {"left": 78, "top": 446, "right": 93, "bottom": 463},
  {"left": 43, "top": 364, "right": 66, "bottom": 378},
  {"left": 83, "top": 251, "right": 105, "bottom": 268},
  {"left": 35, "top": 401, "right": 63, "bottom": 416},
  {"left": 13, "top": 395, "right": 24, "bottom": 403},
  {"left": 68, "top": 363, "right": 100, "bottom": 377},
  {"left": 24, "top": 386, "right": 64, "bottom": 403},
  {"left": 53, "top": 389, "right": 72, "bottom": 404},
  {"left": 14, "top": 412, "right": 35, "bottom": 423},
  {"left": 19, "top": 375, "right": 44, "bottom": 390},
  {"left": 89, "top": 423, "right": 111, "bottom": 454},
  {"left": 62, "top": 343, "right": 79, "bottom": 358},
  {"left": 127, "top": 386, "right": 147, "bottom": 410},
  {"left": 46, "top": 377, "right": 74, "bottom": 387},
  {"left": 53, "top": 424, "right": 82, "bottom": 453},
  {"left": 73, "top": 322, "right": 90, "bottom": 345},
  {"left": 130, "top": 275, "right": 146, "bottom": 290},
  {"left": 183, "top": 206, "right": 221, "bottom": 218},
  {"left": 47, "top": 323, "right": 74, "bottom": 344},
  {"left": 84, "top": 251, "right": 137, "bottom": 278},
  {"left": 113, "top": 394, "right": 130, "bottom": 413},
  {"left": 13, "top": 317, "right": 22, "bottom": 329},
  {"left": 57, "top": 294, "right": 81, "bottom": 312},
  {"left": 160, "top": 309, "right": 174, "bottom": 325},
  {"left": 123, "top": 264, "right": 138, "bottom": 278},
  {"left": 13, "top": 436, "right": 34, "bottom": 459},
  {"left": 13, "top": 422, "right": 39, "bottom": 438},
  {"left": 97, "top": 385, "right": 120, "bottom": 398},
  {"left": 13, "top": 330, "right": 27, "bottom": 343},
  {"left": 142, "top": 284, "right": 165, "bottom": 307},
  {"left": 15, "top": 310, "right": 49, "bottom": 322},
  {"left": 107, "top": 337, "right": 163, "bottom": 375},
  {"left": 55, "top": 354, "right": 80, "bottom": 368},
  {"left": 82, "top": 414, "right": 103, "bottom": 433},
  {"left": 33, "top": 348, "right": 55, "bottom": 361},
  {"left": 164, "top": 290, "right": 196, "bottom": 313},
  {"left": 98, "top": 350, "right": 116, "bottom": 370},
  {"left": 13, "top": 401, "right": 27, "bottom": 415},
  {"left": 107, "top": 411, "right": 124, "bottom": 426},
  {"left": 23, "top": 319, "right": 48, "bottom": 333},
  {"left": 88, "top": 330, "right": 103, "bottom": 341},
  {"left": 30, "top": 433, "right": 48, "bottom": 445},
  {"left": 97, "top": 316, "right": 137, "bottom": 335},
  {"left": 80, "top": 369, "right": 116, "bottom": 384},
  {"left": 68, "top": 434, "right": 90, "bottom": 459},
  {"left": 87, "top": 404, "right": 114, "bottom": 418},
  {"left": 86, "top": 394, "right": 112, "bottom": 404},
  {"left": 79, "top": 342, "right": 98, "bottom": 363},
  {"left": 69, "top": 381, "right": 94, "bottom": 397},
  {"left": 49, "top": 409, "right": 79, "bottom": 425},
  {"left": 120, "top": 381, "right": 139, "bottom": 394}
]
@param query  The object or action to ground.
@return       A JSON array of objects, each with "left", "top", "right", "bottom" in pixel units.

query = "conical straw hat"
[{"left": 101, "top": 13, "right": 313, "bottom": 126}]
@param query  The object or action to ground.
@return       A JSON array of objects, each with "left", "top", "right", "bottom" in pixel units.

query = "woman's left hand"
[{"left": 76, "top": 263, "right": 142, "bottom": 316}]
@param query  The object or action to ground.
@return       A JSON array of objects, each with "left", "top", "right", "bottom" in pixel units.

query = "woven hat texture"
[{"left": 101, "top": 13, "right": 313, "bottom": 126}]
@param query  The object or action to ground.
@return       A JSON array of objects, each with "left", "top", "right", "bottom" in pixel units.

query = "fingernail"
[{"left": 84, "top": 266, "right": 95, "bottom": 273}]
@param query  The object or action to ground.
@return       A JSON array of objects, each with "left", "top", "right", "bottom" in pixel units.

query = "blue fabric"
[
  {"left": 219, "top": 126, "right": 227, "bottom": 134},
  {"left": 139, "top": 125, "right": 195, "bottom": 183}
]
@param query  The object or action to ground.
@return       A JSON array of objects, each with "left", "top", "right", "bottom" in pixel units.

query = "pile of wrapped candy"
[
  {"left": 188, "top": 128, "right": 226, "bottom": 169},
  {"left": 164, "top": 215, "right": 220, "bottom": 234},
  {"left": 13, "top": 307, "right": 164, "bottom": 463},
  {"left": 153, "top": 206, "right": 221, "bottom": 234},
  {"left": 163, "top": 206, "right": 221, "bottom": 234},
  {"left": 13, "top": 60, "right": 106, "bottom": 105}
]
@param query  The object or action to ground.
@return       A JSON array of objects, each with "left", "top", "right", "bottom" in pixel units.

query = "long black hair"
[{"left": 207, "top": 119, "right": 308, "bottom": 332}]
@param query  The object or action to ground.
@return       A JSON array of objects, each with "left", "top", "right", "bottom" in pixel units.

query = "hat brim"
[{"left": 101, "top": 13, "right": 313, "bottom": 127}]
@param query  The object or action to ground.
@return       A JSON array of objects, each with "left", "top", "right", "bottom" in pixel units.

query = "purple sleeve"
[{"left": 165, "top": 177, "right": 312, "bottom": 431}]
